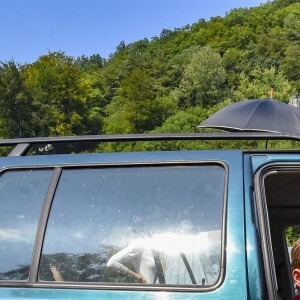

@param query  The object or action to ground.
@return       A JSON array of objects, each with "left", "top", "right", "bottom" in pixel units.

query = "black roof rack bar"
[
  {"left": 8, "top": 143, "right": 31, "bottom": 157},
  {"left": 2, "top": 132, "right": 300, "bottom": 157},
  {"left": 1, "top": 132, "right": 300, "bottom": 147},
  {"left": 1, "top": 132, "right": 300, "bottom": 148}
]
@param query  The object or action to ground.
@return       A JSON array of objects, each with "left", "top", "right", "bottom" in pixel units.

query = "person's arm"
[
  {"left": 50, "top": 264, "right": 64, "bottom": 281},
  {"left": 107, "top": 243, "right": 146, "bottom": 283}
]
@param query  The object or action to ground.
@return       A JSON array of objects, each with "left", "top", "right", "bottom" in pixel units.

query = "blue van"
[{"left": 0, "top": 132, "right": 298, "bottom": 299}]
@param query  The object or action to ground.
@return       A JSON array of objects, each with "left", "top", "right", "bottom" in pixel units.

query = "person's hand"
[
  {"left": 127, "top": 269, "right": 146, "bottom": 283},
  {"left": 135, "top": 273, "right": 146, "bottom": 283}
]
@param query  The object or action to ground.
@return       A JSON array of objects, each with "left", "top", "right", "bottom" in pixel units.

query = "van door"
[{"left": 251, "top": 153, "right": 300, "bottom": 300}]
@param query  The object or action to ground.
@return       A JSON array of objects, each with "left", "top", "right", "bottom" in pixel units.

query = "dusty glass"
[
  {"left": 0, "top": 169, "right": 52, "bottom": 280},
  {"left": 39, "top": 165, "right": 225, "bottom": 286}
]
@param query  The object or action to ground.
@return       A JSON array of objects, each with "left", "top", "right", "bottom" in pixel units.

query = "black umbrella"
[{"left": 198, "top": 99, "right": 300, "bottom": 136}]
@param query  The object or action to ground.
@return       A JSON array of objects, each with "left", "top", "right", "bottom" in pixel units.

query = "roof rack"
[{"left": 2, "top": 132, "right": 300, "bottom": 157}]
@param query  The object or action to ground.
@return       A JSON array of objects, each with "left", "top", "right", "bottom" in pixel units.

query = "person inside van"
[
  {"left": 107, "top": 221, "right": 219, "bottom": 285},
  {"left": 291, "top": 238, "right": 300, "bottom": 299},
  {"left": 107, "top": 236, "right": 156, "bottom": 283}
]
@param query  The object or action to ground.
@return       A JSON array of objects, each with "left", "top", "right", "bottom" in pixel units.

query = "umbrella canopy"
[{"left": 198, "top": 99, "right": 300, "bottom": 136}]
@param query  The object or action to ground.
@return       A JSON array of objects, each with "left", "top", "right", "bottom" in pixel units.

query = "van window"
[
  {"left": 0, "top": 169, "right": 53, "bottom": 280},
  {"left": 39, "top": 164, "right": 225, "bottom": 287}
]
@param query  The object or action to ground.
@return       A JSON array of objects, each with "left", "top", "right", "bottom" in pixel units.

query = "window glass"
[
  {"left": 0, "top": 169, "right": 53, "bottom": 280},
  {"left": 39, "top": 165, "right": 225, "bottom": 286}
]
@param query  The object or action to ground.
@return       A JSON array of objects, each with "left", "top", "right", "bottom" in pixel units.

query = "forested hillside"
[{"left": 0, "top": 0, "right": 299, "bottom": 142}]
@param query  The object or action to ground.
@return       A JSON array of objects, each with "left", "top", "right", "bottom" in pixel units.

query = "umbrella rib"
[{"left": 244, "top": 100, "right": 263, "bottom": 129}]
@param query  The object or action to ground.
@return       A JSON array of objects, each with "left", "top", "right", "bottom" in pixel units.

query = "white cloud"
[
  {"left": 0, "top": 226, "right": 35, "bottom": 243},
  {"left": 72, "top": 231, "right": 84, "bottom": 239}
]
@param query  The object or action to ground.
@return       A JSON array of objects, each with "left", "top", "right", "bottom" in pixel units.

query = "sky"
[{"left": 0, "top": 0, "right": 267, "bottom": 64}]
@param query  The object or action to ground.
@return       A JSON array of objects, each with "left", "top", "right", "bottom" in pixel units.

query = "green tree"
[
  {"left": 76, "top": 54, "right": 105, "bottom": 72},
  {"left": 280, "top": 43, "right": 300, "bottom": 92},
  {"left": 23, "top": 52, "right": 91, "bottom": 136},
  {"left": 130, "top": 107, "right": 209, "bottom": 152},
  {"left": 104, "top": 70, "right": 175, "bottom": 134},
  {"left": 172, "top": 47, "right": 227, "bottom": 108},
  {"left": 163, "top": 46, "right": 201, "bottom": 90},
  {"left": 153, "top": 106, "right": 208, "bottom": 134},
  {"left": 105, "top": 69, "right": 155, "bottom": 133},
  {"left": 256, "top": 27, "right": 289, "bottom": 67},
  {"left": 224, "top": 8, "right": 250, "bottom": 27},
  {"left": 233, "top": 66, "right": 295, "bottom": 101},
  {"left": 0, "top": 61, "right": 33, "bottom": 137},
  {"left": 223, "top": 48, "right": 250, "bottom": 87},
  {"left": 283, "top": 12, "right": 300, "bottom": 42}
]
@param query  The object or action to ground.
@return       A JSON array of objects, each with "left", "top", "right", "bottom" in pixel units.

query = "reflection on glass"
[
  {"left": 0, "top": 169, "right": 52, "bottom": 280},
  {"left": 39, "top": 165, "right": 224, "bottom": 286},
  {"left": 107, "top": 228, "right": 221, "bottom": 285}
]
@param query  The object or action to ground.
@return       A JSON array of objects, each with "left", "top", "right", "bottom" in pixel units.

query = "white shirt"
[{"left": 107, "top": 232, "right": 220, "bottom": 285}]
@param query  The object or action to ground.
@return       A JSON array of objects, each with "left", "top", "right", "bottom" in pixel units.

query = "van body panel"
[
  {"left": 250, "top": 152, "right": 300, "bottom": 172},
  {"left": 1, "top": 149, "right": 237, "bottom": 167},
  {"left": 0, "top": 150, "right": 249, "bottom": 299},
  {"left": 0, "top": 286, "right": 243, "bottom": 300}
]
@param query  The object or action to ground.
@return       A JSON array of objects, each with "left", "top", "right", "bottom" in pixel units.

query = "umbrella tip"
[{"left": 270, "top": 84, "right": 275, "bottom": 99}]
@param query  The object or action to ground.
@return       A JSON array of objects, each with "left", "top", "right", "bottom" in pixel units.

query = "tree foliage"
[
  {"left": 0, "top": 61, "right": 33, "bottom": 137},
  {"left": 171, "top": 47, "right": 227, "bottom": 108},
  {"left": 0, "top": 0, "right": 299, "bottom": 141},
  {"left": 233, "top": 66, "right": 295, "bottom": 101},
  {"left": 22, "top": 52, "right": 91, "bottom": 136}
]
